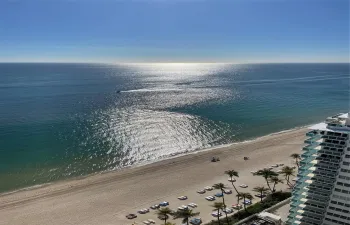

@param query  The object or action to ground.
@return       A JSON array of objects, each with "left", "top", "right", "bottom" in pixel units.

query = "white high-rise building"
[{"left": 288, "top": 113, "right": 350, "bottom": 225}]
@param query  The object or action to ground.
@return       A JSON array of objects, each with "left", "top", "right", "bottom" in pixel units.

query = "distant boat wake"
[{"left": 121, "top": 88, "right": 183, "bottom": 93}]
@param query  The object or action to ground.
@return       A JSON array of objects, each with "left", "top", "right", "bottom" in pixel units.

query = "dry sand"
[{"left": 0, "top": 128, "right": 307, "bottom": 225}]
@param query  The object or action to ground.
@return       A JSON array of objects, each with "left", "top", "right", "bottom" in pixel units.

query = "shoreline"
[
  {"left": 0, "top": 123, "right": 311, "bottom": 197},
  {"left": 0, "top": 126, "right": 308, "bottom": 225}
]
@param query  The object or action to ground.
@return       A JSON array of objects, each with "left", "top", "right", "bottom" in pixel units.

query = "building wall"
[
  {"left": 288, "top": 127, "right": 350, "bottom": 225},
  {"left": 322, "top": 141, "right": 350, "bottom": 225}
]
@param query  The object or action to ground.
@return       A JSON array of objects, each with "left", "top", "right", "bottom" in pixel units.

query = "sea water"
[{"left": 0, "top": 63, "right": 349, "bottom": 192}]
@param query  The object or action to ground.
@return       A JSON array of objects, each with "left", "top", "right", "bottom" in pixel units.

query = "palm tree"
[
  {"left": 212, "top": 202, "right": 224, "bottom": 225},
  {"left": 213, "top": 183, "right": 228, "bottom": 207},
  {"left": 290, "top": 153, "right": 301, "bottom": 169},
  {"left": 172, "top": 208, "right": 199, "bottom": 225},
  {"left": 281, "top": 166, "right": 295, "bottom": 187},
  {"left": 156, "top": 207, "right": 173, "bottom": 225},
  {"left": 238, "top": 192, "right": 253, "bottom": 212},
  {"left": 269, "top": 176, "right": 284, "bottom": 193},
  {"left": 225, "top": 170, "right": 240, "bottom": 203},
  {"left": 255, "top": 169, "right": 278, "bottom": 192},
  {"left": 252, "top": 186, "right": 269, "bottom": 202}
]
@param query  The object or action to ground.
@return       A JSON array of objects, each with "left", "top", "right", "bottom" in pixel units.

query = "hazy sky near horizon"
[{"left": 0, "top": 0, "right": 349, "bottom": 63}]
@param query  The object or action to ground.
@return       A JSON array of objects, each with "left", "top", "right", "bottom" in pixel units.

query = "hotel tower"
[{"left": 288, "top": 113, "right": 350, "bottom": 225}]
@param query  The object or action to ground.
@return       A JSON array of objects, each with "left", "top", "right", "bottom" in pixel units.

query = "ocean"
[{"left": 0, "top": 63, "right": 349, "bottom": 193}]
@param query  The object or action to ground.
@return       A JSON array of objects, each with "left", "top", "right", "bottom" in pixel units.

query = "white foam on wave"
[{"left": 0, "top": 183, "right": 52, "bottom": 196}]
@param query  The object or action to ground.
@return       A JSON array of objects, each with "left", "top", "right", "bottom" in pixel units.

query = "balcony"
[
  {"left": 304, "top": 138, "right": 323, "bottom": 146},
  {"left": 305, "top": 193, "right": 327, "bottom": 202},
  {"left": 300, "top": 204, "right": 326, "bottom": 213},
  {"left": 306, "top": 131, "right": 319, "bottom": 137},
  {"left": 300, "top": 156, "right": 317, "bottom": 165},
  {"left": 288, "top": 211, "right": 298, "bottom": 221},
  {"left": 298, "top": 165, "right": 316, "bottom": 174},
  {"left": 304, "top": 135, "right": 322, "bottom": 144},
  {"left": 291, "top": 198, "right": 304, "bottom": 206},
  {"left": 302, "top": 146, "right": 311, "bottom": 151},
  {"left": 312, "top": 174, "right": 336, "bottom": 183},
  {"left": 297, "top": 169, "right": 314, "bottom": 178},
  {"left": 304, "top": 192, "right": 330, "bottom": 201},
  {"left": 296, "top": 176, "right": 310, "bottom": 185},
  {"left": 298, "top": 216, "right": 323, "bottom": 225},
  {"left": 316, "top": 157, "right": 341, "bottom": 164},
  {"left": 295, "top": 208, "right": 324, "bottom": 220},
  {"left": 301, "top": 149, "right": 317, "bottom": 158},
  {"left": 303, "top": 197, "right": 328, "bottom": 206},
  {"left": 291, "top": 201, "right": 299, "bottom": 208},
  {"left": 307, "top": 188, "right": 332, "bottom": 197}
]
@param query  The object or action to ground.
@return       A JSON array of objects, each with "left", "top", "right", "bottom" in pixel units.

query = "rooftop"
[
  {"left": 309, "top": 112, "right": 350, "bottom": 133},
  {"left": 238, "top": 215, "right": 277, "bottom": 225},
  {"left": 237, "top": 212, "right": 283, "bottom": 225}
]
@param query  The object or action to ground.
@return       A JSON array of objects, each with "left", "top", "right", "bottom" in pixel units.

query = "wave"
[{"left": 0, "top": 183, "right": 51, "bottom": 197}]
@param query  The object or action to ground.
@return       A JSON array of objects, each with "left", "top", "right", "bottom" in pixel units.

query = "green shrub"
[
  {"left": 205, "top": 191, "right": 291, "bottom": 225},
  {"left": 246, "top": 203, "right": 263, "bottom": 214}
]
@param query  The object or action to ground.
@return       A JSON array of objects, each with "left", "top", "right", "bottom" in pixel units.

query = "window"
[
  {"left": 346, "top": 154, "right": 350, "bottom": 158},
  {"left": 338, "top": 175, "right": 350, "bottom": 181},
  {"left": 341, "top": 168, "right": 350, "bottom": 173}
]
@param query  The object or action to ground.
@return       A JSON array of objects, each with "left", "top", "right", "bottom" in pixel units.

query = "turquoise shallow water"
[{"left": 0, "top": 63, "right": 349, "bottom": 193}]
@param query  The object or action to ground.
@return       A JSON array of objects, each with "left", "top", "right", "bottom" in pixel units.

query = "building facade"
[{"left": 287, "top": 113, "right": 350, "bottom": 225}]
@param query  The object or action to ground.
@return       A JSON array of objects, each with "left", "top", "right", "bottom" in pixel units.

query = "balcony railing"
[
  {"left": 301, "top": 149, "right": 318, "bottom": 158},
  {"left": 297, "top": 169, "right": 313, "bottom": 178},
  {"left": 306, "top": 131, "right": 319, "bottom": 137},
  {"left": 300, "top": 156, "right": 317, "bottom": 165},
  {"left": 304, "top": 135, "right": 322, "bottom": 144}
]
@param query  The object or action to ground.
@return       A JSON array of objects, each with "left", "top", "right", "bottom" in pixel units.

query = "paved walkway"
[{"left": 272, "top": 202, "right": 290, "bottom": 222}]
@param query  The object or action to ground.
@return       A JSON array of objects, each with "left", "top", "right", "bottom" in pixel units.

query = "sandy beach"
[{"left": 0, "top": 127, "right": 307, "bottom": 225}]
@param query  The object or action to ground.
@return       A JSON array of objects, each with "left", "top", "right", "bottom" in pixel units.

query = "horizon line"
[{"left": 0, "top": 61, "right": 349, "bottom": 64}]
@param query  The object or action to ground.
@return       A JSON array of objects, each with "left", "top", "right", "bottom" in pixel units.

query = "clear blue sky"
[{"left": 0, "top": 0, "right": 349, "bottom": 63}]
